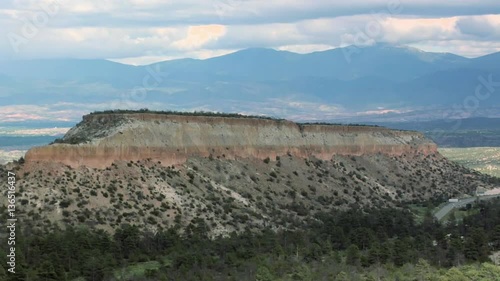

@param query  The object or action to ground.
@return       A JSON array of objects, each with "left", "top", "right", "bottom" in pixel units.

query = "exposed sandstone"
[{"left": 25, "top": 113, "right": 438, "bottom": 169}]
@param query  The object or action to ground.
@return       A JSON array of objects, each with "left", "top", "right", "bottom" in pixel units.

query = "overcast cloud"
[{"left": 0, "top": 0, "right": 499, "bottom": 64}]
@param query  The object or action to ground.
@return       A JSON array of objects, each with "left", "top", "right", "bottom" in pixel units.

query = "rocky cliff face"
[{"left": 25, "top": 113, "right": 437, "bottom": 168}]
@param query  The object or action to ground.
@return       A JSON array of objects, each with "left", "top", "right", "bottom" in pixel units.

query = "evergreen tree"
[
  {"left": 113, "top": 224, "right": 141, "bottom": 259},
  {"left": 415, "top": 259, "right": 435, "bottom": 281},
  {"left": 346, "top": 245, "right": 361, "bottom": 266},
  {"left": 464, "top": 228, "right": 489, "bottom": 262},
  {"left": 492, "top": 225, "right": 500, "bottom": 250},
  {"left": 36, "top": 260, "right": 59, "bottom": 280},
  {"left": 367, "top": 243, "right": 381, "bottom": 265},
  {"left": 0, "top": 265, "right": 6, "bottom": 280}
]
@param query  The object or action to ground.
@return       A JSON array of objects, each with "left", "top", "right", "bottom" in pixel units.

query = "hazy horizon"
[{"left": 0, "top": 43, "right": 497, "bottom": 66}]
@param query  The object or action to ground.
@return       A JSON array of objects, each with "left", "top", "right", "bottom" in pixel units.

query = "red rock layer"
[{"left": 25, "top": 114, "right": 438, "bottom": 169}]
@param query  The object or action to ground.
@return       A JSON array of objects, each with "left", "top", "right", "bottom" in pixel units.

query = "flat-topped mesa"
[{"left": 24, "top": 113, "right": 438, "bottom": 168}]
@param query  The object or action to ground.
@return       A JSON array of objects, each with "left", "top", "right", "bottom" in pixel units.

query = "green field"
[{"left": 439, "top": 147, "right": 500, "bottom": 177}]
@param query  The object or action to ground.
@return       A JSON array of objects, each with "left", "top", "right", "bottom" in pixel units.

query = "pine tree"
[
  {"left": 0, "top": 266, "right": 6, "bottom": 279},
  {"left": 346, "top": 245, "right": 361, "bottom": 266},
  {"left": 464, "top": 228, "right": 489, "bottom": 262},
  {"left": 415, "top": 259, "right": 434, "bottom": 281},
  {"left": 367, "top": 244, "right": 381, "bottom": 265},
  {"left": 492, "top": 225, "right": 500, "bottom": 250},
  {"left": 36, "top": 260, "right": 59, "bottom": 280}
]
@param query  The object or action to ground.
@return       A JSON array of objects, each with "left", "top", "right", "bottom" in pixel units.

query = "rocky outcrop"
[{"left": 25, "top": 113, "right": 438, "bottom": 168}]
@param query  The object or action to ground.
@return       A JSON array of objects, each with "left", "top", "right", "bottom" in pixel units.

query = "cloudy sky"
[{"left": 0, "top": 0, "right": 500, "bottom": 64}]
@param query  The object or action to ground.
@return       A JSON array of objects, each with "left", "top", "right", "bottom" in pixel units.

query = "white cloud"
[
  {"left": 277, "top": 44, "right": 333, "bottom": 54},
  {"left": 0, "top": 102, "right": 127, "bottom": 122},
  {"left": 380, "top": 17, "right": 460, "bottom": 44},
  {"left": 1, "top": 1, "right": 500, "bottom": 62},
  {"left": 172, "top": 25, "right": 226, "bottom": 50}
]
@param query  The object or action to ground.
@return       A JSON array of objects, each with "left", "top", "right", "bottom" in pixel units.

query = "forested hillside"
[{"left": 1, "top": 199, "right": 499, "bottom": 280}]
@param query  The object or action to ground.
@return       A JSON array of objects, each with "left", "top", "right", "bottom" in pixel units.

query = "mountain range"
[{"left": 1, "top": 43, "right": 499, "bottom": 122}]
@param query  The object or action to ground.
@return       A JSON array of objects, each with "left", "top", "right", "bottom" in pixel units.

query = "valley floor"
[
  {"left": 0, "top": 149, "right": 25, "bottom": 165},
  {"left": 439, "top": 147, "right": 500, "bottom": 178}
]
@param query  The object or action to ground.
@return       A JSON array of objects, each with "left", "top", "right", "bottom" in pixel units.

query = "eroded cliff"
[{"left": 25, "top": 113, "right": 437, "bottom": 168}]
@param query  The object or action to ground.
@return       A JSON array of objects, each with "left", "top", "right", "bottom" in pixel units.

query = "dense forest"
[{"left": 1, "top": 199, "right": 500, "bottom": 281}]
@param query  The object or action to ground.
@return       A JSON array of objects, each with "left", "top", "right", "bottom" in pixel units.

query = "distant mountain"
[
  {"left": 468, "top": 52, "right": 500, "bottom": 70},
  {"left": 0, "top": 59, "right": 144, "bottom": 88},
  {"left": 301, "top": 44, "right": 469, "bottom": 81},
  {"left": 396, "top": 68, "right": 500, "bottom": 106},
  {"left": 1, "top": 44, "right": 499, "bottom": 122},
  {"left": 150, "top": 44, "right": 470, "bottom": 82}
]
